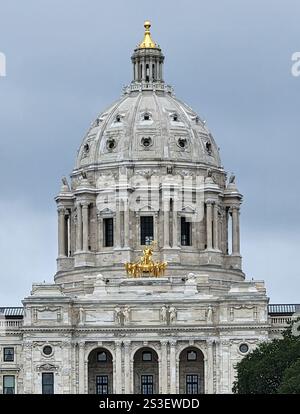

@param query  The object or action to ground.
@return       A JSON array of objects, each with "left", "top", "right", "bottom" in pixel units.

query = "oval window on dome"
[
  {"left": 143, "top": 112, "right": 151, "bottom": 121},
  {"left": 178, "top": 137, "right": 187, "bottom": 149},
  {"left": 171, "top": 113, "right": 179, "bottom": 122},
  {"left": 141, "top": 137, "right": 152, "bottom": 148},
  {"left": 106, "top": 138, "right": 117, "bottom": 151}
]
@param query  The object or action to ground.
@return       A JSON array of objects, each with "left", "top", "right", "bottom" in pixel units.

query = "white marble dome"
[{"left": 76, "top": 89, "right": 221, "bottom": 169}]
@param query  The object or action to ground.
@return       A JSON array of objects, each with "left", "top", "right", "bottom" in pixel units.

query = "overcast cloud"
[{"left": 0, "top": 0, "right": 299, "bottom": 305}]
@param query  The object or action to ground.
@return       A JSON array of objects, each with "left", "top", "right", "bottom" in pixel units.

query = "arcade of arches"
[{"left": 87, "top": 346, "right": 204, "bottom": 394}]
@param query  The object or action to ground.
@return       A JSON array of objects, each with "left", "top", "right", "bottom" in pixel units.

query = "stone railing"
[
  {"left": 269, "top": 315, "right": 292, "bottom": 327},
  {"left": 123, "top": 82, "right": 173, "bottom": 95},
  {"left": 0, "top": 319, "right": 23, "bottom": 329}
]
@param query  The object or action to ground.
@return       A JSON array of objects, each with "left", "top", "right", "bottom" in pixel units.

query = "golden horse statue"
[{"left": 125, "top": 242, "right": 167, "bottom": 278}]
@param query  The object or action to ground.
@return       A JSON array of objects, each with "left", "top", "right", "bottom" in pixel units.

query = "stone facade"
[{"left": 0, "top": 22, "right": 297, "bottom": 395}]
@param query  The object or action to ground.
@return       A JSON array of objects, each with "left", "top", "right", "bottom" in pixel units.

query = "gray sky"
[{"left": 0, "top": 0, "right": 299, "bottom": 306}]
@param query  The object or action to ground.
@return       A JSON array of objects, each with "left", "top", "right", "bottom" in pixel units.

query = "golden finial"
[{"left": 139, "top": 20, "right": 157, "bottom": 49}]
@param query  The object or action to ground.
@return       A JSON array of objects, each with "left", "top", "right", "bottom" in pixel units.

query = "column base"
[
  {"left": 199, "top": 250, "right": 223, "bottom": 266},
  {"left": 74, "top": 251, "right": 95, "bottom": 267}
]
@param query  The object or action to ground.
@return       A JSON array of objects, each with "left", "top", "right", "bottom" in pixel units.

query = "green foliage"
[
  {"left": 278, "top": 358, "right": 300, "bottom": 394},
  {"left": 232, "top": 322, "right": 300, "bottom": 394}
]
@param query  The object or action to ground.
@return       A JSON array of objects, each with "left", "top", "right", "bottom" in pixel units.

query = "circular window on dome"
[
  {"left": 141, "top": 137, "right": 153, "bottom": 148},
  {"left": 43, "top": 345, "right": 53, "bottom": 356},
  {"left": 106, "top": 138, "right": 117, "bottom": 151},
  {"left": 177, "top": 137, "right": 187, "bottom": 149},
  {"left": 142, "top": 112, "right": 151, "bottom": 121},
  {"left": 239, "top": 343, "right": 249, "bottom": 354}
]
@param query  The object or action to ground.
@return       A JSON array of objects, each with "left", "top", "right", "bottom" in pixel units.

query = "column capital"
[
  {"left": 229, "top": 204, "right": 240, "bottom": 212},
  {"left": 124, "top": 340, "right": 131, "bottom": 348},
  {"left": 57, "top": 206, "right": 66, "bottom": 214},
  {"left": 169, "top": 340, "right": 177, "bottom": 347},
  {"left": 81, "top": 201, "right": 90, "bottom": 208}
]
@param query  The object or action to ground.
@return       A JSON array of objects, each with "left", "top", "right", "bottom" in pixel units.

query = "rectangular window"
[
  {"left": 181, "top": 217, "right": 192, "bottom": 246},
  {"left": 3, "top": 347, "right": 14, "bottom": 362},
  {"left": 141, "top": 375, "right": 153, "bottom": 394},
  {"left": 186, "top": 374, "right": 199, "bottom": 394},
  {"left": 96, "top": 375, "right": 108, "bottom": 394},
  {"left": 42, "top": 373, "right": 54, "bottom": 394},
  {"left": 140, "top": 216, "right": 154, "bottom": 245},
  {"left": 3, "top": 376, "right": 15, "bottom": 394},
  {"left": 103, "top": 218, "right": 114, "bottom": 247}
]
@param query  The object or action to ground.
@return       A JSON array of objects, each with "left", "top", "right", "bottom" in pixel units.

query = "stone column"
[
  {"left": 149, "top": 56, "right": 153, "bottom": 80},
  {"left": 124, "top": 341, "right": 131, "bottom": 393},
  {"left": 76, "top": 203, "right": 82, "bottom": 252},
  {"left": 124, "top": 201, "right": 130, "bottom": 248},
  {"left": 169, "top": 341, "right": 177, "bottom": 393},
  {"left": 213, "top": 203, "right": 219, "bottom": 250},
  {"left": 206, "top": 340, "right": 214, "bottom": 394},
  {"left": 153, "top": 212, "right": 158, "bottom": 246},
  {"left": 115, "top": 200, "right": 121, "bottom": 248},
  {"left": 231, "top": 206, "right": 240, "bottom": 255},
  {"left": 82, "top": 202, "right": 89, "bottom": 252},
  {"left": 220, "top": 340, "right": 231, "bottom": 393},
  {"left": 58, "top": 207, "right": 66, "bottom": 257},
  {"left": 206, "top": 201, "right": 213, "bottom": 250},
  {"left": 172, "top": 208, "right": 178, "bottom": 248},
  {"left": 115, "top": 341, "right": 122, "bottom": 393},
  {"left": 84, "top": 359, "right": 88, "bottom": 394},
  {"left": 96, "top": 212, "right": 101, "bottom": 251},
  {"left": 163, "top": 199, "right": 170, "bottom": 248},
  {"left": 160, "top": 340, "right": 168, "bottom": 393},
  {"left": 78, "top": 342, "right": 85, "bottom": 394}
]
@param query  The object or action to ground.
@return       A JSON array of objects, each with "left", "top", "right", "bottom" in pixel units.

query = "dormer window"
[
  {"left": 143, "top": 113, "right": 150, "bottom": 121},
  {"left": 205, "top": 141, "right": 212, "bottom": 154},
  {"left": 115, "top": 115, "right": 121, "bottom": 123},
  {"left": 172, "top": 114, "right": 178, "bottom": 122}
]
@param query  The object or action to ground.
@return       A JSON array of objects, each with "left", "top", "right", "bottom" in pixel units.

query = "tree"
[
  {"left": 278, "top": 358, "right": 300, "bottom": 394},
  {"left": 232, "top": 321, "right": 300, "bottom": 394}
]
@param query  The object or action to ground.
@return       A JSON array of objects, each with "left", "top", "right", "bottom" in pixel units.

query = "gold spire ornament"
[
  {"left": 125, "top": 241, "right": 167, "bottom": 278},
  {"left": 139, "top": 20, "right": 157, "bottom": 49}
]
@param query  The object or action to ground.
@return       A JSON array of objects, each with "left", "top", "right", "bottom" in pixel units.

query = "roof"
[
  {"left": 268, "top": 304, "right": 300, "bottom": 315},
  {"left": 0, "top": 307, "right": 24, "bottom": 317}
]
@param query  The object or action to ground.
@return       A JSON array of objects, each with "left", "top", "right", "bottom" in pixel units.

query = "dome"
[
  {"left": 75, "top": 90, "right": 221, "bottom": 170},
  {"left": 55, "top": 21, "right": 243, "bottom": 294}
]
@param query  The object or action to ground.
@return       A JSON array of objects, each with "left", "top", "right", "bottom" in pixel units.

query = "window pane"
[
  {"left": 181, "top": 217, "right": 191, "bottom": 246},
  {"left": 4, "top": 347, "right": 14, "bottom": 362},
  {"left": 187, "top": 350, "right": 197, "bottom": 361},
  {"left": 142, "top": 352, "right": 152, "bottom": 361},
  {"left": 140, "top": 216, "right": 154, "bottom": 245},
  {"left": 186, "top": 374, "right": 199, "bottom": 394},
  {"left": 42, "top": 373, "right": 54, "bottom": 394},
  {"left": 96, "top": 375, "right": 109, "bottom": 394},
  {"left": 3, "top": 376, "right": 15, "bottom": 394},
  {"left": 104, "top": 218, "right": 114, "bottom": 247},
  {"left": 141, "top": 375, "right": 153, "bottom": 394},
  {"left": 97, "top": 351, "right": 107, "bottom": 362}
]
